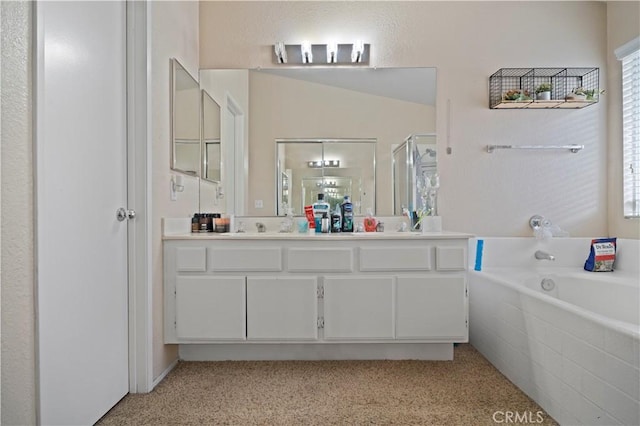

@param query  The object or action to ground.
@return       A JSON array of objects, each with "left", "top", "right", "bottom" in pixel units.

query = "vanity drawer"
[
  {"left": 435, "top": 246, "right": 467, "bottom": 271},
  {"left": 176, "top": 247, "right": 207, "bottom": 272},
  {"left": 287, "top": 248, "right": 353, "bottom": 272},
  {"left": 209, "top": 247, "right": 282, "bottom": 271},
  {"left": 359, "top": 246, "right": 432, "bottom": 271}
]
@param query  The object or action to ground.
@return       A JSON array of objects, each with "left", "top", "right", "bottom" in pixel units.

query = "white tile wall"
[{"left": 469, "top": 244, "right": 640, "bottom": 426}]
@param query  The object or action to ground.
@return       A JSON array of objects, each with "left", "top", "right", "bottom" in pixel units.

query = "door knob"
[{"left": 116, "top": 208, "right": 136, "bottom": 222}]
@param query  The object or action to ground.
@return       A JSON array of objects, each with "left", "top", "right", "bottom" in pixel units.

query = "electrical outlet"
[{"left": 254, "top": 199, "right": 264, "bottom": 209}]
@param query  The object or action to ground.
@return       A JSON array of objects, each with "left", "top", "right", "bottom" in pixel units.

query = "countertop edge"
[{"left": 163, "top": 232, "right": 474, "bottom": 241}]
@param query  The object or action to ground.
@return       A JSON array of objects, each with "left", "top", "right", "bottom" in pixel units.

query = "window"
[{"left": 616, "top": 37, "right": 640, "bottom": 218}]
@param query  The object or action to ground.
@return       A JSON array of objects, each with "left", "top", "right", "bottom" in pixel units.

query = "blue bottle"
[{"left": 340, "top": 195, "right": 354, "bottom": 232}]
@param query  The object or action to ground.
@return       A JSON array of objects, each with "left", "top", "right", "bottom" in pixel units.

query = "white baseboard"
[
  {"left": 151, "top": 358, "right": 179, "bottom": 390},
  {"left": 179, "top": 343, "right": 454, "bottom": 361}
]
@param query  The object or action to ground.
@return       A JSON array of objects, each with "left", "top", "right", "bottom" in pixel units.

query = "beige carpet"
[{"left": 98, "top": 344, "right": 557, "bottom": 425}]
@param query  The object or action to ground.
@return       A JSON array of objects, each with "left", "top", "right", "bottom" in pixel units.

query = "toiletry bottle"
[
  {"left": 191, "top": 214, "right": 200, "bottom": 233},
  {"left": 364, "top": 208, "right": 377, "bottom": 232},
  {"left": 199, "top": 213, "right": 209, "bottom": 233},
  {"left": 321, "top": 212, "right": 330, "bottom": 233},
  {"left": 331, "top": 204, "right": 342, "bottom": 233},
  {"left": 312, "top": 193, "right": 330, "bottom": 233},
  {"left": 341, "top": 195, "right": 354, "bottom": 232}
]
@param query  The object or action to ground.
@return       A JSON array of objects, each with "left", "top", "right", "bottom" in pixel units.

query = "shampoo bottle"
[{"left": 340, "top": 195, "right": 354, "bottom": 232}]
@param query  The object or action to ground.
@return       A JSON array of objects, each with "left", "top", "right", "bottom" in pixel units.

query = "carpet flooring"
[{"left": 97, "top": 344, "right": 557, "bottom": 425}]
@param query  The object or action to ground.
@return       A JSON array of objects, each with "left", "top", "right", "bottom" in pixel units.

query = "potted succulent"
[
  {"left": 566, "top": 87, "right": 604, "bottom": 101},
  {"left": 584, "top": 88, "right": 605, "bottom": 101},
  {"left": 535, "top": 83, "right": 552, "bottom": 100},
  {"left": 503, "top": 89, "right": 532, "bottom": 102}
]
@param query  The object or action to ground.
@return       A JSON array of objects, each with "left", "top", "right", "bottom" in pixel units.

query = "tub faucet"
[
  {"left": 256, "top": 222, "right": 266, "bottom": 233},
  {"left": 534, "top": 250, "right": 555, "bottom": 261}
]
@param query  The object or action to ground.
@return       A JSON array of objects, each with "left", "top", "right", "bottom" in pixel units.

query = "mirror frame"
[{"left": 170, "top": 58, "right": 201, "bottom": 176}]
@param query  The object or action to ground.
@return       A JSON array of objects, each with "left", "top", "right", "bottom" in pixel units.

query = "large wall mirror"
[
  {"left": 171, "top": 59, "right": 201, "bottom": 176},
  {"left": 277, "top": 139, "right": 376, "bottom": 216},
  {"left": 199, "top": 67, "right": 437, "bottom": 216}
]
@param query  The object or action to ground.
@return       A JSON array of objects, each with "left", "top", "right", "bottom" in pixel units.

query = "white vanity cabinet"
[
  {"left": 246, "top": 276, "right": 318, "bottom": 340},
  {"left": 164, "top": 233, "right": 471, "bottom": 359},
  {"left": 323, "top": 276, "right": 395, "bottom": 340}
]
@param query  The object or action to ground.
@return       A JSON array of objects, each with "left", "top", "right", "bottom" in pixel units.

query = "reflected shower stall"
[{"left": 392, "top": 134, "right": 437, "bottom": 216}]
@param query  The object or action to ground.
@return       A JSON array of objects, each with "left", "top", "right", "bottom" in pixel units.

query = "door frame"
[{"left": 126, "top": 0, "right": 152, "bottom": 393}]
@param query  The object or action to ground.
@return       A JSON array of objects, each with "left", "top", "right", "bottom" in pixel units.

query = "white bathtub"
[{"left": 469, "top": 238, "right": 640, "bottom": 426}]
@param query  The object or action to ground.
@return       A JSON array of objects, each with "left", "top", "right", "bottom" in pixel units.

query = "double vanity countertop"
[
  {"left": 163, "top": 231, "right": 473, "bottom": 241},
  {"left": 162, "top": 217, "right": 473, "bottom": 241}
]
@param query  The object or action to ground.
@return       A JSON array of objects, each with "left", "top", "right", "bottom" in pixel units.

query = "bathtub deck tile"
[
  {"left": 579, "top": 370, "right": 607, "bottom": 414},
  {"left": 543, "top": 345, "right": 563, "bottom": 379},
  {"left": 543, "top": 322, "right": 564, "bottom": 353},
  {"left": 577, "top": 396, "right": 623, "bottom": 426},
  {"left": 503, "top": 302, "right": 526, "bottom": 332},
  {"left": 526, "top": 337, "right": 546, "bottom": 366},
  {"left": 561, "top": 357, "right": 584, "bottom": 391},
  {"left": 605, "top": 329, "right": 640, "bottom": 368},
  {"left": 582, "top": 369, "right": 640, "bottom": 426},
  {"left": 524, "top": 312, "right": 547, "bottom": 343},
  {"left": 562, "top": 333, "right": 607, "bottom": 378},
  {"left": 563, "top": 313, "right": 605, "bottom": 350},
  {"left": 604, "top": 353, "right": 640, "bottom": 401}
]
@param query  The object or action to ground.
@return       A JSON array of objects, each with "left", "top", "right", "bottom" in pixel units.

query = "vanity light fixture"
[
  {"left": 274, "top": 41, "right": 287, "bottom": 64},
  {"left": 301, "top": 41, "right": 313, "bottom": 64},
  {"left": 307, "top": 160, "right": 340, "bottom": 168},
  {"left": 273, "top": 41, "right": 369, "bottom": 65}
]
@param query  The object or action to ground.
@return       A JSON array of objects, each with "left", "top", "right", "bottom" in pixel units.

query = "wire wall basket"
[{"left": 489, "top": 67, "right": 600, "bottom": 109}]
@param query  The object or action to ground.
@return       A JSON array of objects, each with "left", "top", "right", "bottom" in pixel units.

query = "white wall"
[
  {"left": 0, "top": 2, "right": 36, "bottom": 424},
  {"left": 606, "top": 1, "right": 640, "bottom": 239},
  {"left": 200, "top": 1, "right": 618, "bottom": 238},
  {"left": 150, "top": 0, "right": 200, "bottom": 380}
]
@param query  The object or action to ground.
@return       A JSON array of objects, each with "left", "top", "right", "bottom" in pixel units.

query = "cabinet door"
[
  {"left": 175, "top": 276, "right": 246, "bottom": 340},
  {"left": 396, "top": 276, "right": 467, "bottom": 340},
  {"left": 324, "top": 276, "right": 394, "bottom": 340},
  {"left": 246, "top": 276, "right": 318, "bottom": 340}
]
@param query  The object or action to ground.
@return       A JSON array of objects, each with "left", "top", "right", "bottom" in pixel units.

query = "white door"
[{"left": 35, "top": 2, "right": 129, "bottom": 424}]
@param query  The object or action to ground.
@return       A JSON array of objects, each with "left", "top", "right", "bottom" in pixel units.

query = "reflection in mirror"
[
  {"left": 198, "top": 67, "right": 436, "bottom": 216},
  {"left": 393, "top": 134, "right": 437, "bottom": 215},
  {"left": 277, "top": 139, "right": 376, "bottom": 216},
  {"left": 201, "top": 90, "right": 221, "bottom": 182},
  {"left": 171, "top": 59, "right": 200, "bottom": 176}
]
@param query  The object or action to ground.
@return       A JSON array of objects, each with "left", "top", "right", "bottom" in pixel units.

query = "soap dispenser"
[{"left": 363, "top": 208, "right": 377, "bottom": 232}]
